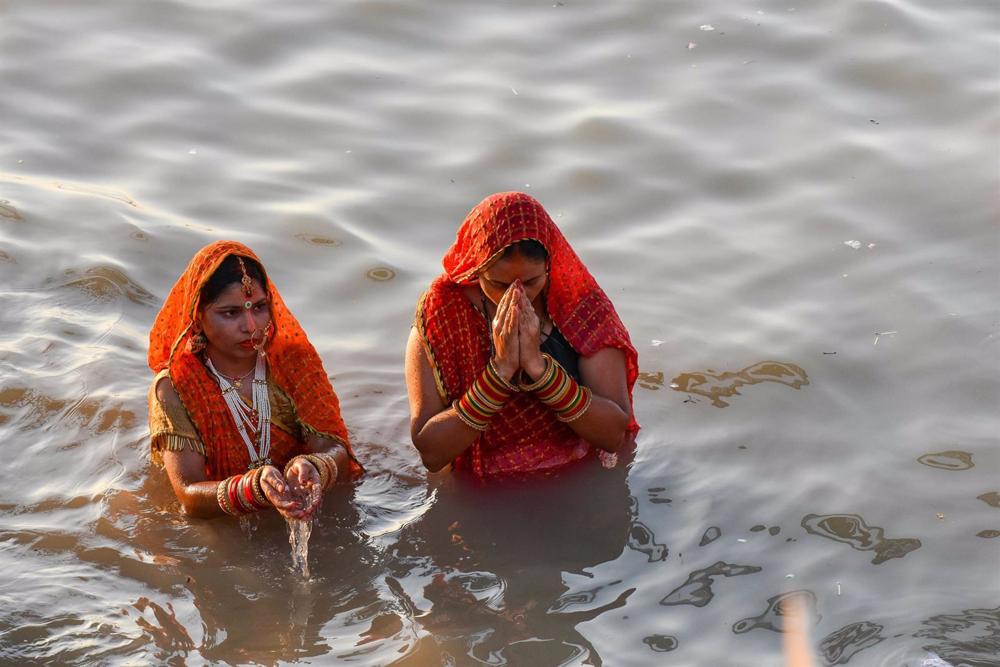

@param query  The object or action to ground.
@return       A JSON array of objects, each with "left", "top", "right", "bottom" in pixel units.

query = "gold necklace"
[{"left": 214, "top": 365, "right": 255, "bottom": 389}]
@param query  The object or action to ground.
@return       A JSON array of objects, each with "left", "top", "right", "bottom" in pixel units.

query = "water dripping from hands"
[{"left": 287, "top": 486, "right": 322, "bottom": 578}]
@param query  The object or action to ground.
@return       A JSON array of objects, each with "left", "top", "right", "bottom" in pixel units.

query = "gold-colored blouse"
[{"left": 148, "top": 368, "right": 306, "bottom": 466}]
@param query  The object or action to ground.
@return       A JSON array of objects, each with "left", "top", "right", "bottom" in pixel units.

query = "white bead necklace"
[{"left": 206, "top": 352, "right": 271, "bottom": 469}]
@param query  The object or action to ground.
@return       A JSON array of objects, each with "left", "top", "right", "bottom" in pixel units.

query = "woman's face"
[
  {"left": 478, "top": 251, "right": 548, "bottom": 308},
  {"left": 198, "top": 279, "right": 271, "bottom": 361}
]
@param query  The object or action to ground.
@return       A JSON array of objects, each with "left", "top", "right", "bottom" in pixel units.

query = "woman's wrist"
[{"left": 522, "top": 352, "right": 547, "bottom": 381}]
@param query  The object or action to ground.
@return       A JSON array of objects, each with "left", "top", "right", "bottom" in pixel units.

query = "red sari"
[
  {"left": 148, "top": 241, "right": 360, "bottom": 479},
  {"left": 415, "top": 192, "right": 639, "bottom": 479}
]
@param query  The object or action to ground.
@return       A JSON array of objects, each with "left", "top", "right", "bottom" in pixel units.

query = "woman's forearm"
[
  {"left": 558, "top": 394, "right": 630, "bottom": 452},
  {"left": 174, "top": 479, "right": 229, "bottom": 519},
  {"left": 413, "top": 408, "right": 481, "bottom": 472}
]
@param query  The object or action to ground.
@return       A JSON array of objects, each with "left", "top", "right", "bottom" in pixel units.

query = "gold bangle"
[
  {"left": 313, "top": 452, "right": 339, "bottom": 489},
  {"left": 217, "top": 476, "right": 237, "bottom": 516},
  {"left": 453, "top": 400, "right": 489, "bottom": 431},
  {"left": 283, "top": 455, "right": 307, "bottom": 478},
  {"left": 250, "top": 468, "right": 270, "bottom": 507},
  {"left": 488, "top": 358, "right": 520, "bottom": 393},
  {"left": 302, "top": 454, "right": 329, "bottom": 490},
  {"left": 519, "top": 354, "right": 556, "bottom": 392},
  {"left": 556, "top": 386, "right": 593, "bottom": 423}
]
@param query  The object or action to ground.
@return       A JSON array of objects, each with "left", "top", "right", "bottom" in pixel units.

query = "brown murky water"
[{"left": 1, "top": 0, "right": 998, "bottom": 664}]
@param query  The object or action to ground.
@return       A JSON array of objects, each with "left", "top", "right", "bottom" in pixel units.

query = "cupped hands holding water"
[{"left": 260, "top": 461, "right": 322, "bottom": 520}]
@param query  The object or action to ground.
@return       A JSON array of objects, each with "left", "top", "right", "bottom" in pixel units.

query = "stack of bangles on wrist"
[
  {"left": 521, "top": 353, "right": 592, "bottom": 422},
  {"left": 453, "top": 359, "right": 518, "bottom": 431},
  {"left": 284, "top": 452, "right": 339, "bottom": 492},
  {"left": 216, "top": 467, "right": 270, "bottom": 516}
]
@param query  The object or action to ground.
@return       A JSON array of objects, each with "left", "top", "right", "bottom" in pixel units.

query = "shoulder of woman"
[{"left": 152, "top": 371, "right": 183, "bottom": 409}]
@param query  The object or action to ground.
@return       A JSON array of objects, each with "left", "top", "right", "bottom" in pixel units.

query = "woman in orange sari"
[
  {"left": 405, "top": 192, "right": 638, "bottom": 479},
  {"left": 148, "top": 241, "right": 361, "bottom": 519}
]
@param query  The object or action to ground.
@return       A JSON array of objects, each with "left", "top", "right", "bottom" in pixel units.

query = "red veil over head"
[
  {"left": 417, "top": 192, "right": 638, "bottom": 478},
  {"left": 148, "top": 240, "right": 357, "bottom": 479}
]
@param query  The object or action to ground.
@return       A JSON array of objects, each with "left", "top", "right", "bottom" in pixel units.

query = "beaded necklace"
[{"left": 206, "top": 352, "right": 271, "bottom": 469}]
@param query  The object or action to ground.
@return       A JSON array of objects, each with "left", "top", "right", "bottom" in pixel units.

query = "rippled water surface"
[{"left": 1, "top": 1, "right": 998, "bottom": 665}]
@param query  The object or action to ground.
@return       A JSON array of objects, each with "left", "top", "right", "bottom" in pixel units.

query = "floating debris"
[
  {"left": 873, "top": 331, "right": 897, "bottom": 345},
  {"left": 651, "top": 339, "right": 664, "bottom": 346},
  {"left": 366, "top": 267, "right": 396, "bottom": 282},
  {"left": 977, "top": 530, "right": 1000, "bottom": 539},
  {"left": 511, "top": 87, "right": 519, "bottom": 96},
  {"left": 687, "top": 42, "right": 697, "bottom": 49},
  {"left": 844, "top": 240, "right": 863, "bottom": 249},
  {"left": 917, "top": 450, "right": 974, "bottom": 471},
  {"left": 700, "top": 24, "right": 715, "bottom": 31}
]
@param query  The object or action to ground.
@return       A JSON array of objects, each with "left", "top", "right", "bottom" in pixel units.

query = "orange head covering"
[
  {"left": 149, "top": 241, "right": 357, "bottom": 478},
  {"left": 417, "top": 192, "right": 638, "bottom": 478}
]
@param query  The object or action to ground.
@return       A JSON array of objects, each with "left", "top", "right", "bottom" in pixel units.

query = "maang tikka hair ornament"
[{"left": 237, "top": 257, "right": 273, "bottom": 352}]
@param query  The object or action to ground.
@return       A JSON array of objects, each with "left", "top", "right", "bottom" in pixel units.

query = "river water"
[{"left": 1, "top": 1, "right": 997, "bottom": 665}]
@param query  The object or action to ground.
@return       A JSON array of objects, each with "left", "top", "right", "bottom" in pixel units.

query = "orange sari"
[
  {"left": 415, "top": 192, "right": 639, "bottom": 479},
  {"left": 148, "top": 241, "right": 360, "bottom": 479}
]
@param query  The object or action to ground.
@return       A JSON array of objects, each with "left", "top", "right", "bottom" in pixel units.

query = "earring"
[{"left": 188, "top": 331, "right": 207, "bottom": 354}]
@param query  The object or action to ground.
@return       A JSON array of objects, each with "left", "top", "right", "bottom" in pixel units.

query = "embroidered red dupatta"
[
  {"left": 415, "top": 192, "right": 639, "bottom": 479},
  {"left": 148, "top": 241, "right": 358, "bottom": 479}
]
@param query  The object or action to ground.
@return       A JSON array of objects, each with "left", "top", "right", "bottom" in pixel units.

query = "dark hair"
[
  {"left": 200, "top": 254, "right": 267, "bottom": 306},
  {"left": 501, "top": 239, "right": 548, "bottom": 262}
]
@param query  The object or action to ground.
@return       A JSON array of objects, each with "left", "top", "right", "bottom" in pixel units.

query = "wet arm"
[
  {"left": 302, "top": 432, "right": 351, "bottom": 485},
  {"left": 405, "top": 327, "right": 481, "bottom": 472},
  {"left": 162, "top": 447, "right": 227, "bottom": 519},
  {"left": 546, "top": 347, "right": 631, "bottom": 453}
]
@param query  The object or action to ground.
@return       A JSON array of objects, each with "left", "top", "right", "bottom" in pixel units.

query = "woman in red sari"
[
  {"left": 148, "top": 241, "right": 361, "bottom": 519},
  {"left": 405, "top": 192, "right": 638, "bottom": 479}
]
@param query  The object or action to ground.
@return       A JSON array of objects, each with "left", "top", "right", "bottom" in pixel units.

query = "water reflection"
[
  {"left": 917, "top": 451, "right": 975, "bottom": 471},
  {"left": 817, "top": 620, "right": 884, "bottom": 665},
  {"left": 626, "top": 495, "right": 668, "bottom": 562},
  {"left": 366, "top": 267, "right": 396, "bottom": 282},
  {"left": 670, "top": 361, "right": 809, "bottom": 407},
  {"left": 643, "top": 634, "right": 678, "bottom": 652},
  {"left": 976, "top": 492, "right": 1000, "bottom": 508},
  {"left": 294, "top": 233, "right": 342, "bottom": 247},
  {"left": 636, "top": 371, "right": 664, "bottom": 390},
  {"left": 660, "top": 561, "right": 762, "bottom": 607},
  {"left": 801, "top": 513, "right": 921, "bottom": 564},
  {"left": 699, "top": 527, "right": 721, "bottom": 546},
  {"left": 914, "top": 606, "right": 1000, "bottom": 667},
  {"left": 390, "top": 458, "right": 633, "bottom": 664},
  {"left": 59, "top": 266, "right": 159, "bottom": 307},
  {"left": 0, "top": 200, "right": 23, "bottom": 220},
  {"left": 732, "top": 590, "right": 819, "bottom": 634}
]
